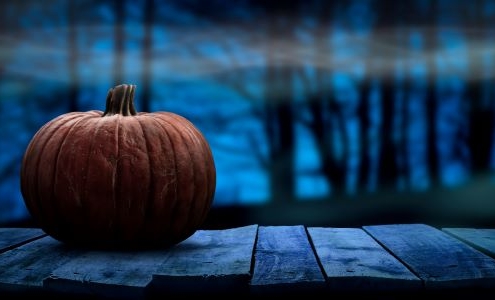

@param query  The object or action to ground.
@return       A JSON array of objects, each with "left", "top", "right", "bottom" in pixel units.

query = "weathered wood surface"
[
  {"left": 150, "top": 225, "right": 258, "bottom": 295},
  {"left": 45, "top": 225, "right": 257, "bottom": 298},
  {"left": 364, "top": 224, "right": 495, "bottom": 289},
  {"left": 0, "top": 236, "right": 83, "bottom": 292},
  {"left": 308, "top": 227, "right": 421, "bottom": 291},
  {"left": 0, "top": 228, "right": 45, "bottom": 254},
  {"left": 44, "top": 247, "right": 168, "bottom": 299},
  {"left": 1, "top": 224, "right": 495, "bottom": 297},
  {"left": 443, "top": 228, "right": 495, "bottom": 258},
  {"left": 250, "top": 225, "right": 325, "bottom": 293}
]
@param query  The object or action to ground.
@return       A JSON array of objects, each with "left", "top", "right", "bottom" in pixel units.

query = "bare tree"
[
  {"left": 141, "top": 0, "right": 154, "bottom": 113},
  {"left": 262, "top": 2, "right": 297, "bottom": 203},
  {"left": 68, "top": 0, "right": 79, "bottom": 112},
  {"left": 369, "top": 0, "right": 403, "bottom": 190},
  {"left": 468, "top": 0, "right": 493, "bottom": 172},
  {"left": 113, "top": 0, "right": 125, "bottom": 85},
  {"left": 301, "top": 0, "right": 376, "bottom": 196}
]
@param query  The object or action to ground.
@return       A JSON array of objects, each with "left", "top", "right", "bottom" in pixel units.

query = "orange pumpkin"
[{"left": 20, "top": 84, "right": 216, "bottom": 247}]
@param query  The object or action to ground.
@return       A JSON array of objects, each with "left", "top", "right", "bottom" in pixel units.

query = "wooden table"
[{"left": 1, "top": 224, "right": 495, "bottom": 299}]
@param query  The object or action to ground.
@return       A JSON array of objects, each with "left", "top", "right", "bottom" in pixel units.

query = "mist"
[{"left": 2, "top": 0, "right": 495, "bottom": 227}]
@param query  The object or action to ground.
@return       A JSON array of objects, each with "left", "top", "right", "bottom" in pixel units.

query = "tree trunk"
[
  {"left": 113, "top": 0, "right": 125, "bottom": 85},
  {"left": 264, "top": 5, "right": 296, "bottom": 204},
  {"left": 425, "top": 1, "right": 438, "bottom": 186},
  {"left": 141, "top": 0, "right": 153, "bottom": 113},
  {"left": 67, "top": 0, "right": 79, "bottom": 112},
  {"left": 468, "top": 1, "right": 492, "bottom": 172}
]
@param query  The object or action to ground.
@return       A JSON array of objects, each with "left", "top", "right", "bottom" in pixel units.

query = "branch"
[{"left": 246, "top": 131, "right": 269, "bottom": 169}]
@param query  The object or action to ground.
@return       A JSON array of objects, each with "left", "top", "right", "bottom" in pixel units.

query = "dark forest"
[{"left": 2, "top": 0, "right": 495, "bottom": 228}]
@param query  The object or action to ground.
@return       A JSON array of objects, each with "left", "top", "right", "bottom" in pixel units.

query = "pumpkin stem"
[{"left": 103, "top": 84, "right": 138, "bottom": 116}]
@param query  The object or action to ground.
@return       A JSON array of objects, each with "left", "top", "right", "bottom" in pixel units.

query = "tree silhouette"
[
  {"left": 113, "top": 0, "right": 124, "bottom": 85},
  {"left": 140, "top": 0, "right": 154, "bottom": 113},
  {"left": 68, "top": 0, "right": 79, "bottom": 112}
]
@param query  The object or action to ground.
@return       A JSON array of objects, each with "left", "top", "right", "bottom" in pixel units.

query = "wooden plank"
[
  {"left": 250, "top": 226, "right": 326, "bottom": 294},
  {"left": 363, "top": 224, "right": 495, "bottom": 289},
  {"left": 150, "top": 225, "right": 258, "bottom": 295},
  {"left": 443, "top": 228, "right": 495, "bottom": 258},
  {"left": 46, "top": 225, "right": 258, "bottom": 298},
  {"left": 0, "top": 236, "right": 83, "bottom": 293},
  {"left": 44, "top": 247, "right": 167, "bottom": 299},
  {"left": 308, "top": 227, "right": 421, "bottom": 291},
  {"left": 0, "top": 228, "right": 46, "bottom": 254}
]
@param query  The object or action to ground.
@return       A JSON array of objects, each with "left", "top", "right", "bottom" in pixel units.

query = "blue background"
[{"left": 2, "top": 0, "right": 495, "bottom": 227}]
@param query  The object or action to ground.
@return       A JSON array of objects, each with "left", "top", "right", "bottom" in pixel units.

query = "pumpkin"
[{"left": 20, "top": 84, "right": 216, "bottom": 247}]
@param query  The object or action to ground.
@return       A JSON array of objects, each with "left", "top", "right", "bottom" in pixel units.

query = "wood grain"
[
  {"left": 0, "top": 228, "right": 46, "bottom": 254},
  {"left": 250, "top": 225, "right": 325, "bottom": 294},
  {"left": 308, "top": 227, "right": 421, "bottom": 291},
  {"left": 150, "top": 225, "right": 258, "bottom": 295},
  {"left": 1, "top": 225, "right": 495, "bottom": 297},
  {"left": 0, "top": 236, "right": 82, "bottom": 293},
  {"left": 443, "top": 228, "right": 495, "bottom": 258},
  {"left": 44, "top": 246, "right": 169, "bottom": 299},
  {"left": 364, "top": 224, "right": 495, "bottom": 289}
]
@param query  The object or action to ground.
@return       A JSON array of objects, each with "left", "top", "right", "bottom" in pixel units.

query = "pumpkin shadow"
[{"left": 54, "top": 239, "right": 180, "bottom": 253}]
